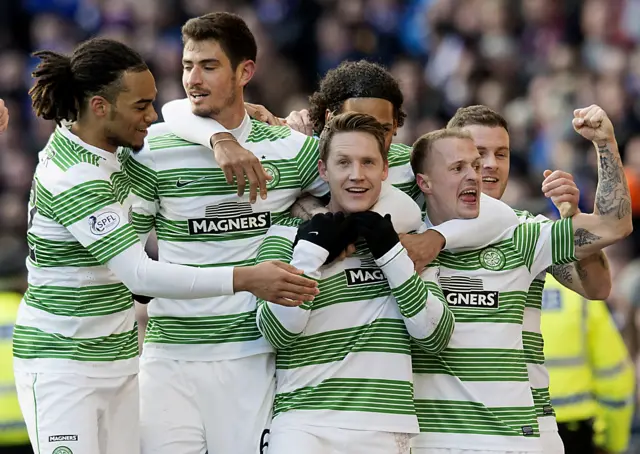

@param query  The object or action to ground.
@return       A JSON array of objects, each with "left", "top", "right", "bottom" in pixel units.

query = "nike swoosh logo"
[
  {"left": 309, "top": 231, "right": 319, "bottom": 235},
  {"left": 176, "top": 176, "right": 212, "bottom": 188}
]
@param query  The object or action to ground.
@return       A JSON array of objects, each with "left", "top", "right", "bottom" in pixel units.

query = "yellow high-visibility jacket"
[
  {"left": 541, "top": 276, "right": 635, "bottom": 453},
  {"left": 0, "top": 291, "right": 29, "bottom": 446}
]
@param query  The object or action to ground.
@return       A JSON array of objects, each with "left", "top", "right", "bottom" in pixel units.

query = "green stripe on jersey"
[
  {"left": 448, "top": 291, "right": 527, "bottom": 324},
  {"left": 437, "top": 239, "right": 525, "bottom": 271},
  {"left": 27, "top": 233, "right": 100, "bottom": 268},
  {"left": 526, "top": 279, "right": 545, "bottom": 310},
  {"left": 273, "top": 378, "right": 416, "bottom": 417},
  {"left": 522, "top": 332, "right": 544, "bottom": 365},
  {"left": 126, "top": 157, "right": 158, "bottom": 202},
  {"left": 531, "top": 387, "right": 555, "bottom": 418},
  {"left": 48, "top": 129, "right": 102, "bottom": 170},
  {"left": 13, "top": 324, "right": 138, "bottom": 362},
  {"left": 388, "top": 143, "right": 411, "bottom": 168},
  {"left": 275, "top": 318, "right": 411, "bottom": 370},
  {"left": 131, "top": 212, "right": 155, "bottom": 234},
  {"left": 144, "top": 310, "right": 262, "bottom": 345},
  {"left": 551, "top": 218, "right": 576, "bottom": 264},
  {"left": 415, "top": 399, "right": 539, "bottom": 437},
  {"left": 24, "top": 283, "right": 133, "bottom": 317},
  {"left": 85, "top": 225, "right": 139, "bottom": 264},
  {"left": 148, "top": 133, "right": 193, "bottom": 150},
  {"left": 246, "top": 120, "right": 292, "bottom": 142},
  {"left": 412, "top": 347, "right": 529, "bottom": 381}
]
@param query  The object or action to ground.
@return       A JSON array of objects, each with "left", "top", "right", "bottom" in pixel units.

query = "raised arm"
[
  {"left": 568, "top": 105, "right": 632, "bottom": 260},
  {"left": 540, "top": 170, "right": 612, "bottom": 299}
]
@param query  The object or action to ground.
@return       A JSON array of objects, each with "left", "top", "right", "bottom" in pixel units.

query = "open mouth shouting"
[{"left": 458, "top": 187, "right": 478, "bottom": 205}]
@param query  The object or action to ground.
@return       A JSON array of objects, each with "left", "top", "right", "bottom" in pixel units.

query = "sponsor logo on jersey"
[
  {"left": 440, "top": 275, "right": 499, "bottom": 308},
  {"left": 187, "top": 202, "right": 271, "bottom": 235},
  {"left": 345, "top": 268, "right": 386, "bottom": 287},
  {"left": 88, "top": 211, "right": 120, "bottom": 236},
  {"left": 479, "top": 246, "right": 506, "bottom": 271},
  {"left": 52, "top": 447, "right": 73, "bottom": 454},
  {"left": 176, "top": 175, "right": 214, "bottom": 188},
  {"left": 262, "top": 162, "right": 280, "bottom": 189},
  {"left": 49, "top": 435, "right": 78, "bottom": 442}
]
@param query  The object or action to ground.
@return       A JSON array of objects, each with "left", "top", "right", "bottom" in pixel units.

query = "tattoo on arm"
[
  {"left": 551, "top": 263, "right": 573, "bottom": 284},
  {"left": 575, "top": 262, "right": 588, "bottom": 280},
  {"left": 575, "top": 228, "right": 603, "bottom": 247},
  {"left": 595, "top": 144, "right": 632, "bottom": 220}
]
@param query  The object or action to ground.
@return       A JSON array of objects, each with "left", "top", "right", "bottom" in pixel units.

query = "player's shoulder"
[
  {"left": 246, "top": 119, "right": 317, "bottom": 150},
  {"left": 146, "top": 122, "right": 200, "bottom": 152},
  {"left": 35, "top": 147, "right": 112, "bottom": 197},
  {"left": 388, "top": 142, "right": 412, "bottom": 168}
]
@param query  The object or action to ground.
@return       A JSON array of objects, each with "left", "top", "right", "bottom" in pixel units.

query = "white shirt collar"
[
  {"left": 56, "top": 124, "right": 118, "bottom": 162},
  {"left": 228, "top": 111, "right": 252, "bottom": 143}
]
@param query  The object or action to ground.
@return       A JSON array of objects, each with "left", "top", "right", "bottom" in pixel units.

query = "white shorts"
[
  {"left": 540, "top": 430, "right": 564, "bottom": 454},
  {"left": 267, "top": 418, "right": 411, "bottom": 454},
  {"left": 14, "top": 370, "right": 138, "bottom": 454},
  {"left": 139, "top": 353, "right": 275, "bottom": 454}
]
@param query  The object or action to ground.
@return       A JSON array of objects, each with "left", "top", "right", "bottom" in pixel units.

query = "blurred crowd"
[{"left": 2, "top": 0, "right": 640, "bottom": 449}]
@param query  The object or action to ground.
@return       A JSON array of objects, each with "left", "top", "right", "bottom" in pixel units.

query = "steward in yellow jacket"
[{"left": 541, "top": 275, "right": 635, "bottom": 454}]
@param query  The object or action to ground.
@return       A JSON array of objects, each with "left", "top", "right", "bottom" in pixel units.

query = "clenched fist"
[{"left": 573, "top": 105, "right": 615, "bottom": 146}]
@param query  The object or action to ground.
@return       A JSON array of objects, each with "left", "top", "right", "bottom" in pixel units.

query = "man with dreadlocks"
[{"left": 14, "top": 37, "right": 318, "bottom": 454}]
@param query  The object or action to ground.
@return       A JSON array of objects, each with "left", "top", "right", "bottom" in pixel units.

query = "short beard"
[{"left": 192, "top": 80, "right": 238, "bottom": 119}]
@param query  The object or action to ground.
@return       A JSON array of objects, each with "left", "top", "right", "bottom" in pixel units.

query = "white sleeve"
[
  {"left": 372, "top": 182, "right": 423, "bottom": 233},
  {"left": 432, "top": 193, "right": 519, "bottom": 251},
  {"left": 106, "top": 241, "right": 235, "bottom": 298},
  {"left": 161, "top": 98, "right": 227, "bottom": 148}
]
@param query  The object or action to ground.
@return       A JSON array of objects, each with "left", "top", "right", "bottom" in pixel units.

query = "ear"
[
  {"left": 89, "top": 96, "right": 110, "bottom": 118},
  {"left": 318, "top": 159, "right": 329, "bottom": 182},
  {"left": 416, "top": 173, "right": 433, "bottom": 195},
  {"left": 237, "top": 60, "right": 256, "bottom": 88},
  {"left": 381, "top": 160, "right": 389, "bottom": 181},
  {"left": 325, "top": 109, "right": 333, "bottom": 125}
]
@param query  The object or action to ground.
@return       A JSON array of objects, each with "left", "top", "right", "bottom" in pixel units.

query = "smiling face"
[
  {"left": 416, "top": 136, "right": 482, "bottom": 225},
  {"left": 182, "top": 39, "right": 248, "bottom": 118},
  {"left": 461, "top": 124, "right": 510, "bottom": 199},
  {"left": 319, "top": 130, "right": 389, "bottom": 214},
  {"left": 102, "top": 70, "right": 158, "bottom": 152}
]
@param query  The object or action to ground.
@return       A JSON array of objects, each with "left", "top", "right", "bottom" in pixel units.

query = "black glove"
[
  {"left": 351, "top": 211, "right": 399, "bottom": 259},
  {"left": 294, "top": 212, "right": 358, "bottom": 264}
]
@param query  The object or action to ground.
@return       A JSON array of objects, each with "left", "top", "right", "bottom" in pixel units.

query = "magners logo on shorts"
[
  {"left": 188, "top": 202, "right": 271, "bottom": 235},
  {"left": 440, "top": 275, "right": 499, "bottom": 308}
]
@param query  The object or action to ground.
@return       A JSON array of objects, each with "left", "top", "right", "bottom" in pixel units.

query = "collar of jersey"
[
  {"left": 423, "top": 212, "right": 434, "bottom": 229},
  {"left": 226, "top": 111, "right": 252, "bottom": 143},
  {"left": 56, "top": 124, "right": 119, "bottom": 162}
]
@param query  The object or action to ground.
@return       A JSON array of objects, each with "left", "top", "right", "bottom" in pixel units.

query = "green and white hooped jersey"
[
  {"left": 255, "top": 223, "right": 454, "bottom": 433},
  {"left": 515, "top": 209, "right": 558, "bottom": 432},
  {"left": 14, "top": 126, "right": 139, "bottom": 377},
  {"left": 411, "top": 217, "right": 576, "bottom": 452},
  {"left": 127, "top": 116, "right": 421, "bottom": 362}
]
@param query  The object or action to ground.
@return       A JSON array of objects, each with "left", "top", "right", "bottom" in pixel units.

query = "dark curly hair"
[{"left": 308, "top": 60, "right": 406, "bottom": 135}]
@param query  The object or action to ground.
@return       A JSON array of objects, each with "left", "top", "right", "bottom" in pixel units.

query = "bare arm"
[
  {"left": 569, "top": 106, "right": 632, "bottom": 260},
  {"left": 541, "top": 169, "right": 612, "bottom": 299}
]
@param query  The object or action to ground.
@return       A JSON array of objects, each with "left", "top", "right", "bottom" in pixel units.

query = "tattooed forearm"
[
  {"left": 551, "top": 263, "right": 573, "bottom": 284},
  {"left": 575, "top": 228, "right": 603, "bottom": 247},
  {"left": 595, "top": 143, "right": 631, "bottom": 220}
]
